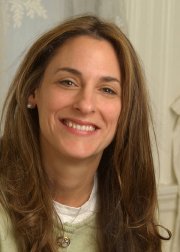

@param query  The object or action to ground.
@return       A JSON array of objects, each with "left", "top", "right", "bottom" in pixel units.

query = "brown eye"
[
  {"left": 59, "top": 80, "right": 75, "bottom": 87},
  {"left": 101, "top": 87, "right": 116, "bottom": 95}
]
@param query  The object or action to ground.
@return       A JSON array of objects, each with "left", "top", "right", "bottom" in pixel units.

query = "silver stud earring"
[{"left": 27, "top": 103, "right": 34, "bottom": 109}]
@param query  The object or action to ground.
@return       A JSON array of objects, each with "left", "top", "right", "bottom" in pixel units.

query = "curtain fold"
[{"left": 171, "top": 97, "right": 180, "bottom": 251}]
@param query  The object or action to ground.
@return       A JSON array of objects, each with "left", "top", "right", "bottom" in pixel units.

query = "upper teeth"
[{"left": 65, "top": 120, "right": 96, "bottom": 132}]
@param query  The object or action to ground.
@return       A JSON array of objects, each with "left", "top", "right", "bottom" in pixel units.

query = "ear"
[{"left": 27, "top": 92, "right": 37, "bottom": 108}]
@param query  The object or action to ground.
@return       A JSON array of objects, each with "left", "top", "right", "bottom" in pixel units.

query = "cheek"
[
  {"left": 37, "top": 92, "right": 69, "bottom": 112},
  {"left": 105, "top": 101, "right": 121, "bottom": 127}
]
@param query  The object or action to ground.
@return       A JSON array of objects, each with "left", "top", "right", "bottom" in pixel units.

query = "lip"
[
  {"left": 61, "top": 118, "right": 99, "bottom": 128},
  {"left": 59, "top": 118, "right": 100, "bottom": 135}
]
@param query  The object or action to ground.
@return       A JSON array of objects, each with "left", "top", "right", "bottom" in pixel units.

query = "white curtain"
[
  {"left": 171, "top": 97, "right": 180, "bottom": 251},
  {"left": 0, "top": 0, "right": 126, "bottom": 114}
]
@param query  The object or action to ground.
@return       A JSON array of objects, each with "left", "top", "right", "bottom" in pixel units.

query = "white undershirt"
[{"left": 53, "top": 176, "right": 97, "bottom": 224}]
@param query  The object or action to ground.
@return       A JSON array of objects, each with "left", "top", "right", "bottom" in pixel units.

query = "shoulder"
[
  {"left": 0, "top": 204, "right": 19, "bottom": 252},
  {"left": 0, "top": 204, "right": 10, "bottom": 236}
]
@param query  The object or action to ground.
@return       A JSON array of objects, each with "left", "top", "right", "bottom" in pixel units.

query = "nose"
[{"left": 73, "top": 89, "right": 96, "bottom": 114}]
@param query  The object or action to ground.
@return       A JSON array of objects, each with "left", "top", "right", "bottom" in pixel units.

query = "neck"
[{"left": 42, "top": 150, "right": 101, "bottom": 207}]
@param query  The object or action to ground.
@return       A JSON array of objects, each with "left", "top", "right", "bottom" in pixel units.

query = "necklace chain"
[{"left": 55, "top": 176, "right": 97, "bottom": 248}]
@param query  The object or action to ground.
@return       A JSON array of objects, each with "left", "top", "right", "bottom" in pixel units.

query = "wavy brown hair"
[{"left": 0, "top": 15, "right": 170, "bottom": 251}]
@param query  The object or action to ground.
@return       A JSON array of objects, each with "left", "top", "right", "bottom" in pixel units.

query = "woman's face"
[{"left": 29, "top": 35, "right": 121, "bottom": 161}]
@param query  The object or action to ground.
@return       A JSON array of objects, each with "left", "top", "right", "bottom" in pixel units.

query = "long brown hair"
[{"left": 0, "top": 15, "right": 170, "bottom": 251}]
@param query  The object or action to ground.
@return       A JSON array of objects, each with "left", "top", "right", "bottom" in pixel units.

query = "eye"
[
  {"left": 101, "top": 87, "right": 117, "bottom": 95},
  {"left": 58, "top": 79, "right": 76, "bottom": 87},
  {"left": 57, "top": 79, "right": 78, "bottom": 89}
]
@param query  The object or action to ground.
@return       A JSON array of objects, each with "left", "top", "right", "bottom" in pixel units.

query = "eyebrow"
[
  {"left": 55, "top": 67, "right": 82, "bottom": 76},
  {"left": 55, "top": 67, "right": 121, "bottom": 84}
]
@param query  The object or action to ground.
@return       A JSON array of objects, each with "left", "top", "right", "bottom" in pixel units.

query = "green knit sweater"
[{"left": 0, "top": 206, "right": 98, "bottom": 251}]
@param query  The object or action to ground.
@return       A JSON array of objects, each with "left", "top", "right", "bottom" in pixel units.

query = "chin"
[{"left": 63, "top": 149, "right": 102, "bottom": 161}]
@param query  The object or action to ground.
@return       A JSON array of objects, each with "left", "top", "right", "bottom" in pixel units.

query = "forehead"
[{"left": 44, "top": 35, "right": 120, "bottom": 76}]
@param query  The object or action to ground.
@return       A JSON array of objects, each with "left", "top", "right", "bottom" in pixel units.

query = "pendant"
[{"left": 56, "top": 236, "right": 71, "bottom": 248}]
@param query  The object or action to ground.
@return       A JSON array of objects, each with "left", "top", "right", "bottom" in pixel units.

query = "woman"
[{"left": 0, "top": 15, "right": 170, "bottom": 251}]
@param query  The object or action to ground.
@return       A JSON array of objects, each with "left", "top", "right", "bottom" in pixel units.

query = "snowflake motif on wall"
[{"left": 4, "top": 0, "right": 47, "bottom": 28}]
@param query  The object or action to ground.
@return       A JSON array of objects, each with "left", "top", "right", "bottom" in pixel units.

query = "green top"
[
  {"left": 0, "top": 206, "right": 98, "bottom": 252},
  {"left": 0, "top": 206, "right": 18, "bottom": 252}
]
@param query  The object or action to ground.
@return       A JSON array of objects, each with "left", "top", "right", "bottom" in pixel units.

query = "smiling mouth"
[{"left": 62, "top": 119, "right": 97, "bottom": 132}]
